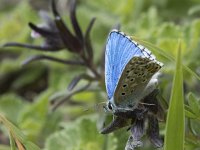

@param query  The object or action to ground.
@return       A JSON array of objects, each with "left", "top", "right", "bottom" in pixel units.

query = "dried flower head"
[{"left": 101, "top": 89, "right": 164, "bottom": 149}]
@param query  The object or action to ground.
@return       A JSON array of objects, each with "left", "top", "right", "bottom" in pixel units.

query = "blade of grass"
[
  {"left": 9, "top": 131, "right": 17, "bottom": 150},
  {"left": 132, "top": 37, "right": 200, "bottom": 81},
  {"left": 0, "top": 114, "right": 41, "bottom": 150},
  {"left": 164, "top": 41, "right": 185, "bottom": 150},
  {"left": 132, "top": 36, "right": 174, "bottom": 61}
]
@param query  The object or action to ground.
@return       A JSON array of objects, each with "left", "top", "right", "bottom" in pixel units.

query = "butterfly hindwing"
[{"left": 114, "top": 57, "right": 162, "bottom": 107}]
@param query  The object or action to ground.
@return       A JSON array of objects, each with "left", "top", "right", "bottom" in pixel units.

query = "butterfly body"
[{"left": 105, "top": 30, "right": 163, "bottom": 113}]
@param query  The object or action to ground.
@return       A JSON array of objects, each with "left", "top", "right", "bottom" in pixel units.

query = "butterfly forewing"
[
  {"left": 114, "top": 57, "right": 162, "bottom": 107},
  {"left": 105, "top": 31, "right": 144, "bottom": 100}
]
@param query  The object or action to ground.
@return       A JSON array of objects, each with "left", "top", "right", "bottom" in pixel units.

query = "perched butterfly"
[{"left": 104, "top": 30, "right": 163, "bottom": 114}]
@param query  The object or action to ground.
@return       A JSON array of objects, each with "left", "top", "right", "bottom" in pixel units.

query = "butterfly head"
[
  {"left": 105, "top": 97, "right": 135, "bottom": 114},
  {"left": 104, "top": 97, "right": 115, "bottom": 113},
  {"left": 104, "top": 97, "right": 126, "bottom": 113}
]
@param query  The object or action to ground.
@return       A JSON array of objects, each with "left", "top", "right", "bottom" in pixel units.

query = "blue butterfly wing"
[{"left": 105, "top": 30, "right": 144, "bottom": 100}]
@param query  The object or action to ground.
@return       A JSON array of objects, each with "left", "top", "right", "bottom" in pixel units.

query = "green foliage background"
[{"left": 0, "top": 0, "right": 200, "bottom": 150}]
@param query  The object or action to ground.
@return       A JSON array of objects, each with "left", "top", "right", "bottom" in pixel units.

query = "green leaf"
[
  {"left": 185, "top": 109, "right": 197, "bottom": 119},
  {"left": 114, "top": 130, "right": 129, "bottom": 150},
  {"left": 164, "top": 42, "right": 185, "bottom": 150},
  {"left": 187, "top": 93, "right": 200, "bottom": 116},
  {"left": 188, "top": 5, "right": 200, "bottom": 16},
  {"left": 44, "top": 115, "right": 117, "bottom": 150},
  {"left": 0, "top": 94, "right": 27, "bottom": 123},
  {"left": 18, "top": 90, "right": 51, "bottom": 142},
  {"left": 184, "top": 104, "right": 200, "bottom": 120},
  {"left": 0, "top": 1, "right": 37, "bottom": 44}
]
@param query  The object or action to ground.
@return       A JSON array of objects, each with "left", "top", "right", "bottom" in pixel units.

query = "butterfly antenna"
[
  {"left": 83, "top": 102, "right": 107, "bottom": 112},
  {"left": 139, "top": 102, "right": 155, "bottom": 106}
]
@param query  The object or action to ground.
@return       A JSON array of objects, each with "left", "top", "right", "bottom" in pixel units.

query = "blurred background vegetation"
[{"left": 0, "top": 0, "right": 200, "bottom": 150}]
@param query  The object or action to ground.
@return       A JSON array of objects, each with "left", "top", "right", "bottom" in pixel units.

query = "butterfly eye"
[{"left": 108, "top": 102, "right": 113, "bottom": 110}]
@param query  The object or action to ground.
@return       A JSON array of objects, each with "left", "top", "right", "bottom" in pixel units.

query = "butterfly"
[{"left": 105, "top": 30, "right": 163, "bottom": 114}]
